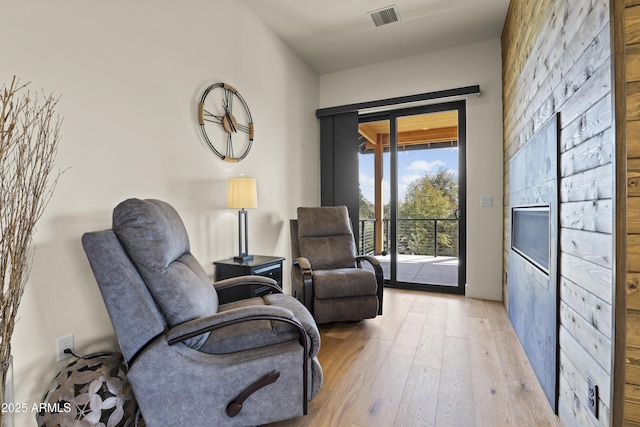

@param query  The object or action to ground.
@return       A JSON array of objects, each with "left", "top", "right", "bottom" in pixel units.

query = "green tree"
[
  {"left": 357, "top": 188, "right": 377, "bottom": 254},
  {"left": 398, "top": 168, "right": 458, "bottom": 255},
  {"left": 358, "top": 188, "right": 375, "bottom": 219},
  {"left": 400, "top": 168, "right": 457, "bottom": 219}
]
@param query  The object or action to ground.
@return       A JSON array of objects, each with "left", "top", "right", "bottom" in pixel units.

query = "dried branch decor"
[{"left": 0, "top": 76, "right": 62, "bottom": 425}]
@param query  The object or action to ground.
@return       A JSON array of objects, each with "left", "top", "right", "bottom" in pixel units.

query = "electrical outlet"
[
  {"left": 56, "top": 334, "right": 74, "bottom": 362},
  {"left": 587, "top": 376, "right": 598, "bottom": 418}
]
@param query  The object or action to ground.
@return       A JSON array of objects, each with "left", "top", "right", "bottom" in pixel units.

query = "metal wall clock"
[{"left": 198, "top": 82, "right": 254, "bottom": 162}]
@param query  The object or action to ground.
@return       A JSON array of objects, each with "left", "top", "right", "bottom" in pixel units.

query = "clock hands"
[
  {"left": 202, "top": 109, "right": 224, "bottom": 124},
  {"left": 227, "top": 114, "right": 237, "bottom": 133},
  {"left": 202, "top": 106, "right": 239, "bottom": 134}
]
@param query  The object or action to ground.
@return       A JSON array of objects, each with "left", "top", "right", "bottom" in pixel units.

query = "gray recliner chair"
[
  {"left": 290, "top": 206, "right": 384, "bottom": 324},
  {"left": 82, "top": 198, "right": 322, "bottom": 427}
]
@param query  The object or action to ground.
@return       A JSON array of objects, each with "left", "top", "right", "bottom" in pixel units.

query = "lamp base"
[{"left": 233, "top": 254, "right": 254, "bottom": 263}]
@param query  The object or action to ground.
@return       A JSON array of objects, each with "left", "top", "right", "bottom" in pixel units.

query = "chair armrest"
[
  {"left": 214, "top": 275, "right": 282, "bottom": 293},
  {"left": 356, "top": 256, "right": 384, "bottom": 316},
  {"left": 167, "top": 305, "right": 295, "bottom": 345},
  {"left": 292, "top": 257, "right": 312, "bottom": 272},
  {"left": 356, "top": 255, "right": 381, "bottom": 267},
  {"left": 292, "top": 257, "right": 314, "bottom": 311}
]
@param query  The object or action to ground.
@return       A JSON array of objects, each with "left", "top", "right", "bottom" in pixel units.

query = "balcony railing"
[{"left": 359, "top": 218, "right": 459, "bottom": 257}]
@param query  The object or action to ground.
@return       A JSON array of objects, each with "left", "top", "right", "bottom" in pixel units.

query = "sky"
[{"left": 359, "top": 146, "right": 459, "bottom": 204}]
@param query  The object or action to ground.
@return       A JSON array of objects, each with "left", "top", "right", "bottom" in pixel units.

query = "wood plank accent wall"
[
  {"left": 502, "top": 1, "right": 614, "bottom": 426},
  {"left": 622, "top": 0, "right": 640, "bottom": 423}
]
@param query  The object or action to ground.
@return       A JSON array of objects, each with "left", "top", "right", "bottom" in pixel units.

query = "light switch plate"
[{"left": 481, "top": 195, "right": 493, "bottom": 207}]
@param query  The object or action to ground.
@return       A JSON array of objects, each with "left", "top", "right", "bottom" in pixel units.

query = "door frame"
[
  {"left": 317, "top": 87, "right": 478, "bottom": 295},
  {"left": 359, "top": 100, "right": 466, "bottom": 294}
]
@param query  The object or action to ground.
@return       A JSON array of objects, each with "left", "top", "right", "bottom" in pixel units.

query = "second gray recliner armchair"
[
  {"left": 290, "top": 206, "right": 384, "bottom": 324},
  {"left": 82, "top": 198, "right": 322, "bottom": 427}
]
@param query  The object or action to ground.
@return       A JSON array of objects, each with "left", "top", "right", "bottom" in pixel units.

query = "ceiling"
[
  {"left": 244, "top": 0, "right": 510, "bottom": 74},
  {"left": 359, "top": 110, "right": 458, "bottom": 153}
]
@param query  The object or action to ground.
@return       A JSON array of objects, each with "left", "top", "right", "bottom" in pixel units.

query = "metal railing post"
[
  {"left": 372, "top": 220, "right": 377, "bottom": 255},
  {"left": 434, "top": 219, "right": 438, "bottom": 257}
]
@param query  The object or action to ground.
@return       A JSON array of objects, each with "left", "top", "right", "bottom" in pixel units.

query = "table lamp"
[{"left": 227, "top": 176, "right": 258, "bottom": 262}]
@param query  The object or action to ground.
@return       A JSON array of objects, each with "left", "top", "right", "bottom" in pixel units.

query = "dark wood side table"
[{"left": 214, "top": 255, "right": 285, "bottom": 304}]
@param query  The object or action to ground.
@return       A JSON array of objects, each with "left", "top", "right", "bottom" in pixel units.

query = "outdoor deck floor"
[{"left": 375, "top": 254, "right": 458, "bottom": 286}]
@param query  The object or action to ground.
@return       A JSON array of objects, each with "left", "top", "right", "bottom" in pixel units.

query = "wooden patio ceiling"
[{"left": 358, "top": 110, "right": 458, "bottom": 153}]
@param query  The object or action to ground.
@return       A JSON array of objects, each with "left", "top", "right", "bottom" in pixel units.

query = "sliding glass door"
[{"left": 358, "top": 101, "right": 466, "bottom": 294}]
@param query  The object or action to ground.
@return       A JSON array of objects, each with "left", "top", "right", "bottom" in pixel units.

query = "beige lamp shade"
[{"left": 227, "top": 176, "right": 258, "bottom": 209}]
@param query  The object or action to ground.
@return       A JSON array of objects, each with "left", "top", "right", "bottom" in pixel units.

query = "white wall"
[
  {"left": 320, "top": 38, "right": 504, "bottom": 300},
  {"left": 1, "top": 1, "right": 319, "bottom": 424}
]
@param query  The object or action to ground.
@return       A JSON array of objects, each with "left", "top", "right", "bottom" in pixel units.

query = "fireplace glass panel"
[{"left": 512, "top": 207, "right": 550, "bottom": 273}]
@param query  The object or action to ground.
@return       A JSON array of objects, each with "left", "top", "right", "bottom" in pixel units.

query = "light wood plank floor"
[{"left": 266, "top": 288, "right": 562, "bottom": 427}]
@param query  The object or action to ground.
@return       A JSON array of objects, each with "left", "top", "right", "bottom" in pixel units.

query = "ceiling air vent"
[{"left": 369, "top": 5, "right": 400, "bottom": 27}]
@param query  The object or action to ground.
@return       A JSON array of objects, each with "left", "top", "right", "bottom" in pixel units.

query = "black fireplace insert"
[{"left": 511, "top": 206, "right": 550, "bottom": 274}]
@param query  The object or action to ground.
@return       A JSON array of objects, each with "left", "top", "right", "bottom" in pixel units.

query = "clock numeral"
[
  {"left": 198, "top": 102, "right": 205, "bottom": 125},
  {"left": 236, "top": 123, "right": 251, "bottom": 134},
  {"left": 222, "top": 83, "right": 238, "bottom": 93},
  {"left": 223, "top": 89, "right": 234, "bottom": 114},
  {"left": 226, "top": 133, "right": 234, "bottom": 159}
]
